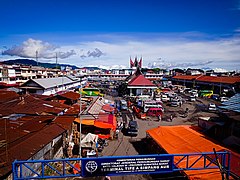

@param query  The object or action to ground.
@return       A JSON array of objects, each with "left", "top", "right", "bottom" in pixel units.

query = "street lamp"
[{"left": 79, "top": 81, "right": 82, "bottom": 158}]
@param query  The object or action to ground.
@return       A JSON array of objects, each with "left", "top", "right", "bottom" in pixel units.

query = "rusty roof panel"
[
  {"left": 0, "top": 90, "right": 19, "bottom": 103},
  {"left": 54, "top": 116, "right": 75, "bottom": 130},
  {"left": 58, "top": 91, "right": 80, "bottom": 101},
  {"left": 0, "top": 124, "right": 65, "bottom": 178},
  {"left": 0, "top": 94, "right": 69, "bottom": 116}
]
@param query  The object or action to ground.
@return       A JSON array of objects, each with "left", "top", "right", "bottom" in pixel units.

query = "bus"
[
  {"left": 143, "top": 100, "right": 163, "bottom": 113},
  {"left": 80, "top": 88, "right": 104, "bottom": 97},
  {"left": 198, "top": 90, "right": 213, "bottom": 98}
]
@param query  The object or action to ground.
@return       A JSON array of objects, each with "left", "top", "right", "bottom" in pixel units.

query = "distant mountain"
[
  {"left": 201, "top": 67, "right": 213, "bottom": 71},
  {"left": 2, "top": 59, "right": 79, "bottom": 70}
]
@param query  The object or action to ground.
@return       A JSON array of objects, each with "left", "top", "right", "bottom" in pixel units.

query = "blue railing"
[{"left": 12, "top": 151, "right": 231, "bottom": 180}]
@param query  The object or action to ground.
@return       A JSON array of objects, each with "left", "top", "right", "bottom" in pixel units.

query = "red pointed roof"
[{"left": 128, "top": 75, "right": 156, "bottom": 86}]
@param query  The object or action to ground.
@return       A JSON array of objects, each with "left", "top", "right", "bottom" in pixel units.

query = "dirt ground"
[{"left": 81, "top": 94, "right": 219, "bottom": 180}]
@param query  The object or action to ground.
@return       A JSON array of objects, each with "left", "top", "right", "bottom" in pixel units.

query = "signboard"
[{"left": 81, "top": 155, "right": 173, "bottom": 177}]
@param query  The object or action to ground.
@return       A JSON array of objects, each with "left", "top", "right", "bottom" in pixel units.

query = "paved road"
[{"left": 93, "top": 94, "right": 219, "bottom": 180}]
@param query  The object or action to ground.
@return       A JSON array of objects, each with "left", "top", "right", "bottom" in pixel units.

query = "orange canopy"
[
  {"left": 74, "top": 118, "right": 95, "bottom": 126},
  {"left": 94, "top": 114, "right": 116, "bottom": 130},
  {"left": 146, "top": 125, "right": 239, "bottom": 180},
  {"left": 74, "top": 114, "right": 116, "bottom": 130}
]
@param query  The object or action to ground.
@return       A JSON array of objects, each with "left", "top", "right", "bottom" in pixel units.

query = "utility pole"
[
  {"left": 79, "top": 80, "right": 82, "bottom": 158},
  {"left": 36, "top": 51, "right": 38, "bottom": 66},
  {"left": 55, "top": 52, "right": 58, "bottom": 69}
]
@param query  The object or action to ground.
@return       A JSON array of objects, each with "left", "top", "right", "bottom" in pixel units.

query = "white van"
[
  {"left": 161, "top": 94, "right": 170, "bottom": 102},
  {"left": 120, "top": 100, "right": 128, "bottom": 110},
  {"left": 189, "top": 95, "right": 196, "bottom": 101}
]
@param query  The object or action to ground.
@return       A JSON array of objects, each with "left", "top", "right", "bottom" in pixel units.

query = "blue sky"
[{"left": 0, "top": 0, "right": 240, "bottom": 70}]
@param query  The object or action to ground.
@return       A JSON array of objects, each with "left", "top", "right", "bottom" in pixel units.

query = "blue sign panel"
[{"left": 81, "top": 155, "right": 173, "bottom": 177}]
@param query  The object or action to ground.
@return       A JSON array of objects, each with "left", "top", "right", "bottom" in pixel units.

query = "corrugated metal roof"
[
  {"left": 0, "top": 90, "right": 19, "bottom": 103},
  {"left": 65, "top": 103, "right": 87, "bottom": 115},
  {"left": 146, "top": 125, "right": 240, "bottom": 178},
  {"left": 0, "top": 116, "right": 55, "bottom": 150},
  {"left": 23, "top": 77, "right": 75, "bottom": 89},
  {"left": 219, "top": 93, "right": 240, "bottom": 113},
  {"left": 0, "top": 94, "right": 69, "bottom": 116},
  {"left": 0, "top": 124, "right": 66, "bottom": 178},
  {"left": 58, "top": 91, "right": 80, "bottom": 101},
  {"left": 87, "top": 97, "right": 105, "bottom": 117},
  {"left": 54, "top": 116, "right": 75, "bottom": 130}
]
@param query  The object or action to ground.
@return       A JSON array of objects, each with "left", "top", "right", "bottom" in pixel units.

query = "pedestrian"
[
  {"left": 115, "top": 129, "right": 119, "bottom": 139},
  {"left": 117, "top": 121, "right": 121, "bottom": 128},
  {"left": 120, "top": 122, "right": 123, "bottom": 130},
  {"left": 104, "top": 176, "right": 111, "bottom": 180},
  {"left": 157, "top": 114, "right": 162, "bottom": 121},
  {"left": 170, "top": 114, "right": 173, "bottom": 122},
  {"left": 132, "top": 111, "right": 136, "bottom": 120}
]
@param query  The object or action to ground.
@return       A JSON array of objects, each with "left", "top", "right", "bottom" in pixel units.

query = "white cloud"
[
  {"left": 2, "top": 38, "right": 76, "bottom": 59},
  {"left": 63, "top": 34, "right": 240, "bottom": 70},
  {"left": 1, "top": 33, "right": 240, "bottom": 70},
  {"left": 213, "top": 68, "right": 228, "bottom": 73}
]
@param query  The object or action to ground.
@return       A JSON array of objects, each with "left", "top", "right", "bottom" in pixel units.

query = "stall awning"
[
  {"left": 74, "top": 118, "right": 95, "bottom": 126},
  {"left": 146, "top": 125, "right": 240, "bottom": 180},
  {"left": 94, "top": 114, "right": 117, "bottom": 130},
  {"left": 74, "top": 114, "right": 116, "bottom": 130},
  {"left": 94, "top": 121, "right": 114, "bottom": 129},
  {"left": 102, "top": 104, "right": 115, "bottom": 112}
]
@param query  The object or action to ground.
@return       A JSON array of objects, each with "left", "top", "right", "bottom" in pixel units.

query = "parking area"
[{"left": 98, "top": 92, "right": 221, "bottom": 180}]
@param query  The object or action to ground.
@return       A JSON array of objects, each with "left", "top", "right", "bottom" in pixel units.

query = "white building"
[{"left": 20, "top": 76, "right": 81, "bottom": 95}]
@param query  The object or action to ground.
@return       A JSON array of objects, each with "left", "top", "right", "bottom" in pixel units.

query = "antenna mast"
[
  {"left": 56, "top": 52, "right": 58, "bottom": 69},
  {"left": 36, "top": 51, "right": 38, "bottom": 66}
]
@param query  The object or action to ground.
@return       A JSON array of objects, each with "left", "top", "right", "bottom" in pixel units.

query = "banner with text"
[{"left": 81, "top": 155, "right": 173, "bottom": 177}]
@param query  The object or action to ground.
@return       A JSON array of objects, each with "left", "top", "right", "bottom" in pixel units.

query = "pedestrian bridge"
[{"left": 12, "top": 151, "right": 230, "bottom": 179}]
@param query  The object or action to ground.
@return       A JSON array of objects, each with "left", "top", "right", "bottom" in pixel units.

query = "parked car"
[
  {"left": 189, "top": 95, "right": 196, "bottom": 102},
  {"left": 178, "top": 88, "right": 184, "bottom": 93},
  {"left": 211, "top": 94, "right": 220, "bottom": 101},
  {"left": 220, "top": 97, "right": 229, "bottom": 102},
  {"left": 161, "top": 94, "right": 170, "bottom": 102},
  {"left": 170, "top": 99, "right": 182, "bottom": 107},
  {"left": 208, "top": 103, "right": 217, "bottom": 112},
  {"left": 189, "top": 89, "right": 198, "bottom": 94},
  {"left": 127, "top": 120, "right": 138, "bottom": 136},
  {"left": 184, "top": 88, "right": 192, "bottom": 93},
  {"left": 191, "top": 92, "right": 198, "bottom": 97}
]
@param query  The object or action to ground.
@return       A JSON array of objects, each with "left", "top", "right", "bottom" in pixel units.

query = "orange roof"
[
  {"left": 172, "top": 75, "right": 200, "bottom": 81},
  {"left": 95, "top": 114, "right": 117, "bottom": 130},
  {"left": 128, "top": 75, "right": 156, "bottom": 86},
  {"left": 74, "top": 118, "right": 95, "bottom": 126},
  {"left": 173, "top": 75, "right": 240, "bottom": 84},
  {"left": 197, "top": 76, "right": 240, "bottom": 84},
  {"left": 146, "top": 125, "right": 240, "bottom": 179},
  {"left": 74, "top": 114, "right": 117, "bottom": 130}
]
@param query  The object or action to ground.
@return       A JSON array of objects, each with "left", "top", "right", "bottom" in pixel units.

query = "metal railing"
[{"left": 12, "top": 151, "right": 231, "bottom": 180}]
